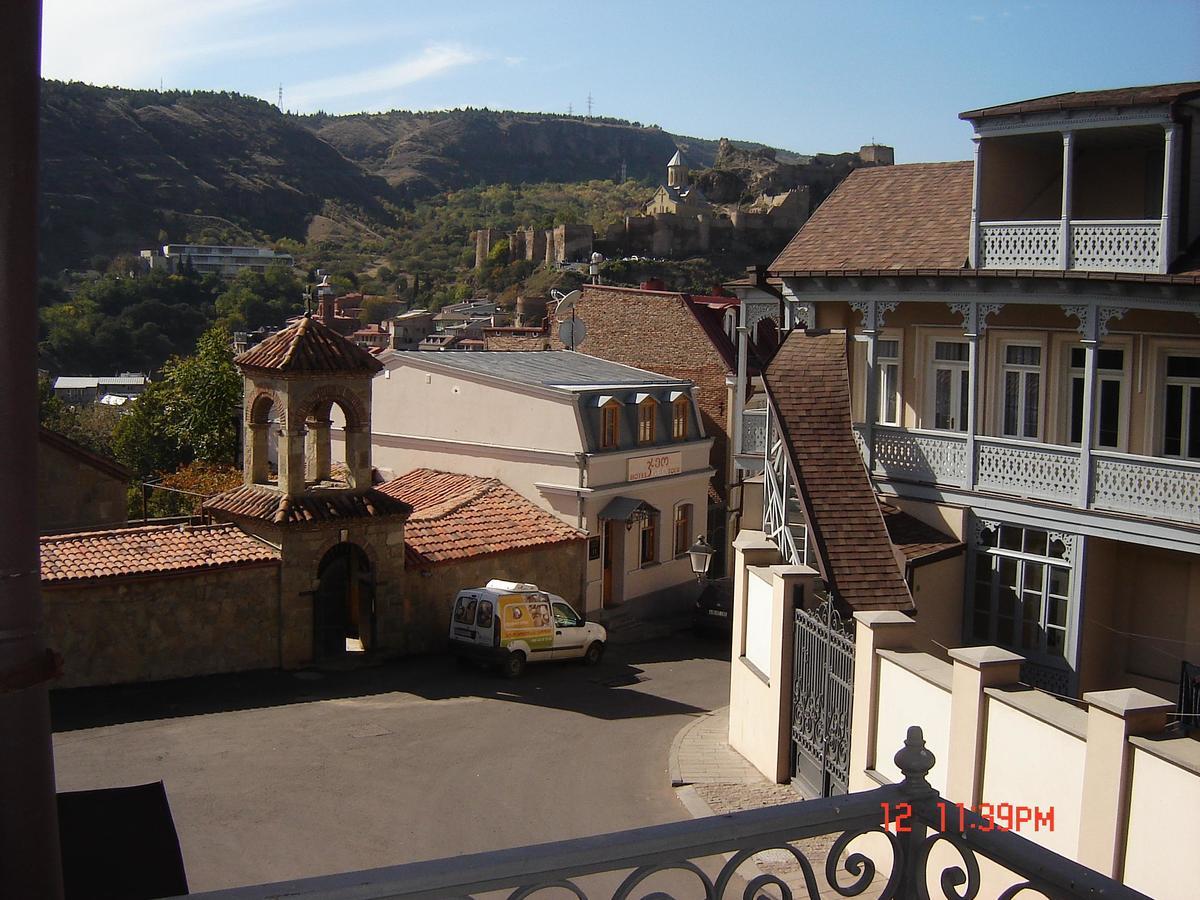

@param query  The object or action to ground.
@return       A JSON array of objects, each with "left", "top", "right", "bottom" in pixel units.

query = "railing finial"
[{"left": 894, "top": 725, "right": 936, "bottom": 796}]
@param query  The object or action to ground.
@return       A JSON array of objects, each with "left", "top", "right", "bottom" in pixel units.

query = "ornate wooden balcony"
[
  {"left": 977, "top": 220, "right": 1164, "bottom": 273},
  {"left": 856, "top": 425, "right": 1200, "bottom": 526}
]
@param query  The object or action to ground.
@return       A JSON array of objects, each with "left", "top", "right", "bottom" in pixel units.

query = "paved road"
[{"left": 52, "top": 634, "right": 731, "bottom": 892}]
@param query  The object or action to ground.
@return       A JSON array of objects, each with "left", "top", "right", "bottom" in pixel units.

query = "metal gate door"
[{"left": 791, "top": 594, "right": 855, "bottom": 797}]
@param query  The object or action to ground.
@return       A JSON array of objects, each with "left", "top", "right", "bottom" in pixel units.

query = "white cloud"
[
  {"left": 288, "top": 43, "right": 481, "bottom": 110},
  {"left": 504, "top": 56, "right": 526, "bottom": 67}
]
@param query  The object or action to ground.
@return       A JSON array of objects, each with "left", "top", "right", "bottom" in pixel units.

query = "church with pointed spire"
[{"left": 643, "top": 149, "right": 711, "bottom": 218}]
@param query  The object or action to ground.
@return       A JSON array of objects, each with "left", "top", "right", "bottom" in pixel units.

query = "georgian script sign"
[{"left": 627, "top": 452, "right": 682, "bottom": 482}]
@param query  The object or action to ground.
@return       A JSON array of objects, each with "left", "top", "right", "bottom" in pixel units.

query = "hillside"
[
  {"left": 39, "top": 82, "right": 818, "bottom": 273},
  {"left": 38, "top": 81, "right": 400, "bottom": 273}
]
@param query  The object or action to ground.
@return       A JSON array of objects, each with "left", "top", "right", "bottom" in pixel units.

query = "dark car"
[{"left": 692, "top": 578, "right": 733, "bottom": 634}]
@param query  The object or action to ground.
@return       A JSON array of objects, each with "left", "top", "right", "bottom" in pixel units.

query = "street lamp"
[{"left": 688, "top": 534, "right": 715, "bottom": 582}]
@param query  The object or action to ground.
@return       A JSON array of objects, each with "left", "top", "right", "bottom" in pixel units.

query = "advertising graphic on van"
[{"left": 498, "top": 595, "right": 553, "bottom": 650}]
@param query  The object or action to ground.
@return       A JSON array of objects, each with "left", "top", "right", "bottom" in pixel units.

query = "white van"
[{"left": 448, "top": 580, "right": 606, "bottom": 677}]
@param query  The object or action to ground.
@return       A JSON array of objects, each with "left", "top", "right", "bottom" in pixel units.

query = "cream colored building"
[
  {"left": 360, "top": 350, "right": 715, "bottom": 611},
  {"left": 733, "top": 81, "right": 1200, "bottom": 702}
]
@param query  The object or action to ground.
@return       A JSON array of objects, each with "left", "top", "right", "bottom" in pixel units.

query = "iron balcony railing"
[
  {"left": 185, "top": 727, "right": 1145, "bottom": 900},
  {"left": 856, "top": 424, "right": 1200, "bottom": 526}
]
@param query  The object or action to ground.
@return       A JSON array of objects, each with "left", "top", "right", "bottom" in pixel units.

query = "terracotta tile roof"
[
  {"left": 39, "top": 426, "right": 132, "bottom": 481},
  {"left": 234, "top": 314, "right": 383, "bottom": 374},
  {"left": 764, "top": 330, "right": 912, "bottom": 612},
  {"left": 378, "top": 469, "right": 584, "bottom": 568},
  {"left": 770, "top": 162, "right": 973, "bottom": 274},
  {"left": 960, "top": 82, "right": 1200, "bottom": 120},
  {"left": 879, "top": 503, "right": 964, "bottom": 564},
  {"left": 41, "top": 524, "right": 279, "bottom": 585},
  {"left": 203, "top": 485, "right": 411, "bottom": 526}
]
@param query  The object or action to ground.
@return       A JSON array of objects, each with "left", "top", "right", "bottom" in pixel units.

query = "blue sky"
[{"left": 41, "top": 0, "right": 1200, "bottom": 163}]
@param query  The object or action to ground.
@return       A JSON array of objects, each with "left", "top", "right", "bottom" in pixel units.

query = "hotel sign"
[{"left": 628, "top": 451, "right": 682, "bottom": 482}]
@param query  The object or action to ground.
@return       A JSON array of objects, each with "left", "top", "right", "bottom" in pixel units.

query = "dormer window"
[
  {"left": 672, "top": 395, "right": 689, "bottom": 440},
  {"left": 637, "top": 396, "right": 657, "bottom": 444},
  {"left": 601, "top": 399, "right": 621, "bottom": 449}
]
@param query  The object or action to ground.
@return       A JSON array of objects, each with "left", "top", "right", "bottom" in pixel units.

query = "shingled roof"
[
  {"left": 960, "top": 81, "right": 1200, "bottom": 120},
  {"left": 764, "top": 330, "right": 912, "bottom": 612},
  {"left": 41, "top": 524, "right": 279, "bottom": 585},
  {"left": 880, "top": 503, "right": 964, "bottom": 565},
  {"left": 378, "top": 469, "right": 584, "bottom": 568},
  {"left": 234, "top": 314, "right": 383, "bottom": 374},
  {"left": 770, "top": 162, "right": 973, "bottom": 275},
  {"left": 204, "top": 485, "right": 411, "bottom": 526}
]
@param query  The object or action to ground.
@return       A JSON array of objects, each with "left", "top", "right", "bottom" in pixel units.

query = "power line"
[{"left": 586, "top": 92, "right": 593, "bottom": 118}]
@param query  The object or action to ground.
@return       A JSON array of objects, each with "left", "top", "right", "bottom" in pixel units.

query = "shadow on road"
[{"left": 52, "top": 630, "right": 731, "bottom": 733}]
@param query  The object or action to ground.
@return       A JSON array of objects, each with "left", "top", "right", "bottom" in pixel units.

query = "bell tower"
[
  {"left": 234, "top": 314, "right": 381, "bottom": 495},
  {"left": 667, "top": 150, "right": 688, "bottom": 188}
]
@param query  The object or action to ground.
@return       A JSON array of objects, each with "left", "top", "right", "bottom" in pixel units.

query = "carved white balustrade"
[
  {"left": 978, "top": 221, "right": 1061, "bottom": 269},
  {"left": 975, "top": 437, "right": 1080, "bottom": 505},
  {"left": 740, "top": 408, "right": 767, "bottom": 460},
  {"left": 1091, "top": 452, "right": 1200, "bottom": 524},
  {"left": 1070, "top": 221, "right": 1162, "bottom": 272},
  {"left": 859, "top": 427, "right": 1200, "bottom": 527},
  {"left": 868, "top": 425, "right": 967, "bottom": 485}
]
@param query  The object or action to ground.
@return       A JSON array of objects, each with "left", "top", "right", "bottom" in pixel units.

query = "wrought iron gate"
[{"left": 791, "top": 594, "right": 855, "bottom": 798}]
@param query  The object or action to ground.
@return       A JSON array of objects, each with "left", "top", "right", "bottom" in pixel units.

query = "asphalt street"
[{"left": 51, "top": 633, "right": 731, "bottom": 892}]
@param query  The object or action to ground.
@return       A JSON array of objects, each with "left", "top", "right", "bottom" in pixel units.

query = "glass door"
[{"left": 932, "top": 341, "right": 969, "bottom": 432}]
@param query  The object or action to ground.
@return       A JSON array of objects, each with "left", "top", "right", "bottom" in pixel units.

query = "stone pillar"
[
  {"left": 344, "top": 424, "right": 373, "bottom": 490},
  {"left": 1077, "top": 688, "right": 1174, "bottom": 878},
  {"left": 247, "top": 422, "right": 270, "bottom": 484},
  {"left": 849, "top": 610, "right": 916, "bottom": 792},
  {"left": 1059, "top": 131, "right": 1075, "bottom": 270},
  {"left": 305, "top": 420, "right": 331, "bottom": 483},
  {"left": 277, "top": 427, "right": 307, "bottom": 495},
  {"left": 945, "top": 646, "right": 1023, "bottom": 805}
]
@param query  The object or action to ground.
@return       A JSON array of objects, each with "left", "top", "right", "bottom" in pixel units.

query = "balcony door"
[
  {"left": 930, "top": 340, "right": 970, "bottom": 432},
  {"left": 1163, "top": 355, "right": 1200, "bottom": 460}
]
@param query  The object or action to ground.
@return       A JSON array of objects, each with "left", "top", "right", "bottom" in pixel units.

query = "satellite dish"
[
  {"left": 558, "top": 318, "right": 587, "bottom": 350},
  {"left": 554, "top": 290, "right": 581, "bottom": 321}
]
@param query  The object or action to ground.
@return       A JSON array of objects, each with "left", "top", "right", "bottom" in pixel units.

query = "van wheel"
[
  {"left": 502, "top": 651, "right": 526, "bottom": 678},
  {"left": 584, "top": 641, "right": 605, "bottom": 666}
]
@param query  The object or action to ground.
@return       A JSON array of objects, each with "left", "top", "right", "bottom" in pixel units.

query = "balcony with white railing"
[
  {"left": 855, "top": 424, "right": 1200, "bottom": 527},
  {"left": 977, "top": 220, "right": 1164, "bottom": 272}
]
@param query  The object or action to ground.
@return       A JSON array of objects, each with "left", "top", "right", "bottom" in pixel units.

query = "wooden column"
[
  {"left": 1059, "top": 131, "right": 1075, "bottom": 270},
  {"left": 1160, "top": 123, "right": 1180, "bottom": 273},
  {"left": 968, "top": 136, "right": 983, "bottom": 268}
]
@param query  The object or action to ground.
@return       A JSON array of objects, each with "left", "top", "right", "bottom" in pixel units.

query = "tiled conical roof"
[{"left": 234, "top": 314, "right": 383, "bottom": 374}]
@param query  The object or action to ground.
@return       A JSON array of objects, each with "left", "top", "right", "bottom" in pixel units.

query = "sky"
[{"left": 41, "top": 0, "right": 1200, "bottom": 163}]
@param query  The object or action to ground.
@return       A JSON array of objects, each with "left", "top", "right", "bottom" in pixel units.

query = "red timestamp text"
[{"left": 880, "top": 801, "right": 1055, "bottom": 834}]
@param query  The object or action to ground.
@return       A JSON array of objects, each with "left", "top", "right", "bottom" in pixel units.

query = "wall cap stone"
[
  {"left": 949, "top": 646, "right": 1025, "bottom": 669},
  {"left": 853, "top": 610, "right": 915, "bottom": 628},
  {"left": 766, "top": 564, "right": 820, "bottom": 578},
  {"left": 1083, "top": 688, "right": 1174, "bottom": 718},
  {"left": 733, "top": 530, "right": 777, "bottom": 552}
]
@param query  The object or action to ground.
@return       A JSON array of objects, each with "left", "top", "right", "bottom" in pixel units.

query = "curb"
[{"left": 667, "top": 706, "right": 725, "bottom": 787}]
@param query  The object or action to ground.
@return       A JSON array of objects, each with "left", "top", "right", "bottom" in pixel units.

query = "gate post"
[
  {"left": 946, "top": 646, "right": 1023, "bottom": 806},
  {"left": 848, "top": 611, "right": 915, "bottom": 792}
]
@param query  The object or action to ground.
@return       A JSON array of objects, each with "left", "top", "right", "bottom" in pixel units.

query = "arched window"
[
  {"left": 673, "top": 503, "right": 692, "bottom": 557},
  {"left": 672, "top": 396, "right": 690, "bottom": 441},
  {"left": 601, "top": 399, "right": 621, "bottom": 449},
  {"left": 637, "top": 396, "right": 657, "bottom": 444}
]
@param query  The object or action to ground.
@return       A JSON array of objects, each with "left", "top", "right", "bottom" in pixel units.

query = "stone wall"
[
  {"left": 409, "top": 541, "right": 588, "bottom": 641},
  {"left": 38, "top": 438, "right": 128, "bottom": 534},
  {"left": 45, "top": 563, "right": 281, "bottom": 689}
]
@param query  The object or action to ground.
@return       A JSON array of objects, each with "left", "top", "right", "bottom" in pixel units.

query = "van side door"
[{"left": 551, "top": 601, "right": 588, "bottom": 659}]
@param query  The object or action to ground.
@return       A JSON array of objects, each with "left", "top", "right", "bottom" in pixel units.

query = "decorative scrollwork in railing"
[
  {"left": 1091, "top": 453, "right": 1200, "bottom": 525},
  {"left": 1070, "top": 221, "right": 1161, "bottom": 272},
  {"left": 978, "top": 222, "right": 1061, "bottom": 269},
  {"left": 974, "top": 440, "right": 1079, "bottom": 503},
  {"left": 872, "top": 427, "right": 967, "bottom": 485},
  {"left": 740, "top": 408, "right": 767, "bottom": 459}
]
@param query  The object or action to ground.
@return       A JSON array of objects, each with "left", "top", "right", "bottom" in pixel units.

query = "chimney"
[{"left": 315, "top": 273, "right": 335, "bottom": 326}]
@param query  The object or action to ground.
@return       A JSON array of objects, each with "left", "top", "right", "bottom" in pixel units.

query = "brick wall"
[{"left": 45, "top": 563, "right": 281, "bottom": 688}]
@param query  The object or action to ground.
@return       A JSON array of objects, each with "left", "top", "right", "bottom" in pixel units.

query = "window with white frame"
[
  {"left": 1163, "top": 355, "right": 1200, "bottom": 459},
  {"left": 877, "top": 338, "right": 901, "bottom": 426},
  {"left": 1000, "top": 343, "right": 1042, "bottom": 440},
  {"left": 971, "top": 524, "right": 1071, "bottom": 661},
  {"left": 1066, "top": 346, "right": 1126, "bottom": 450},
  {"left": 930, "top": 340, "right": 970, "bottom": 432}
]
